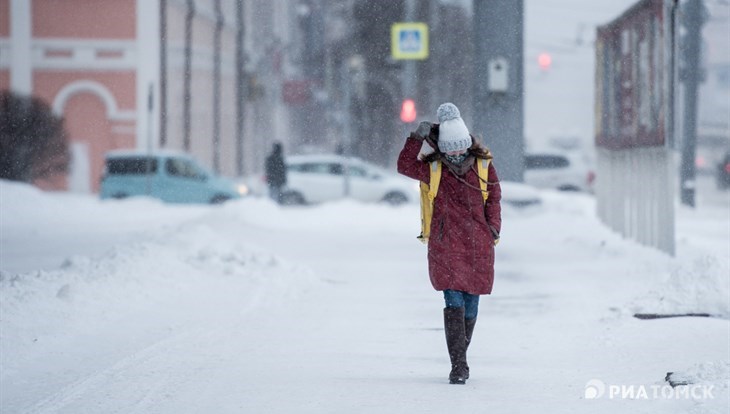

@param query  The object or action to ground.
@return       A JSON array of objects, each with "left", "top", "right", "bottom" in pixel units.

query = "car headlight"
[{"left": 237, "top": 184, "right": 249, "bottom": 196}]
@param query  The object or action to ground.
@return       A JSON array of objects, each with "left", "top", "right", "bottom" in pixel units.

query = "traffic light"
[
  {"left": 400, "top": 99, "right": 417, "bottom": 123},
  {"left": 538, "top": 52, "right": 552, "bottom": 71}
]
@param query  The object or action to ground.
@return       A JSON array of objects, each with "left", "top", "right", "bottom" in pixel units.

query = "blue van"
[{"left": 100, "top": 151, "right": 244, "bottom": 204}]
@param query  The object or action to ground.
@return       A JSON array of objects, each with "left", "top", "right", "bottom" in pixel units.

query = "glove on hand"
[{"left": 414, "top": 121, "right": 433, "bottom": 140}]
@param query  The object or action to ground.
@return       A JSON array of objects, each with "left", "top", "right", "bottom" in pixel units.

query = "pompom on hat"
[{"left": 436, "top": 103, "right": 471, "bottom": 153}]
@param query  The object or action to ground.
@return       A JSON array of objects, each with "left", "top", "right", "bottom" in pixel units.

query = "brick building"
[{"left": 1, "top": 0, "right": 299, "bottom": 193}]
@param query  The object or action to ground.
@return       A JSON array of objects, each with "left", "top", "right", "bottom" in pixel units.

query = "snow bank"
[
  {"left": 0, "top": 182, "right": 318, "bottom": 392},
  {"left": 0, "top": 179, "right": 214, "bottom": 273},
  {"left": 0, "top": 182, "right": 320, "bottom": 411},
  {"left": 0, "top": 220, "right": 315, "bottom": 352},
  {"left": 0, "top": 179, "right": 197, "bottom": 230},
  {"left": 630, "top": 255, "right": 730, "bottom": 318},
  {"left": 670, "top": 361, "right": 730, "bottom": 386},
  {"left": 220, "top": 196, "right": 420, "bottom": 235},
  {"left": 628, "top": 203, "right": 730, "bottom": 319},
  {"left": 499, "top": 187, "right": 730, "bottom": 320},
  {"left": 500, "top": 181, "right": 542, "bottom": 207}
]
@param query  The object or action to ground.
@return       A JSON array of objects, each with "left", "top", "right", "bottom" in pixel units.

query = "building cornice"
[{"left": 32, "top": 39, "right": 137, "bottom": 71}]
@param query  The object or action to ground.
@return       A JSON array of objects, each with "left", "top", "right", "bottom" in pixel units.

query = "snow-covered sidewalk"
[{"left": 1, "top": 181, "right": 728, "bottom": 413}]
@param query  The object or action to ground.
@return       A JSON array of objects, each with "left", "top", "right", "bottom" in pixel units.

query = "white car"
[
  {"left": 524, "top": 151, "right": 595, "bottom": 192},
  {"left": 278, "top": 154, "right": 419, "bottom": 205}
]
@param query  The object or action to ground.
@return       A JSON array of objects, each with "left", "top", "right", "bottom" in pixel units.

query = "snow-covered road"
[{"left": 1, "top": 181, "right": 728, "bottom": 413}]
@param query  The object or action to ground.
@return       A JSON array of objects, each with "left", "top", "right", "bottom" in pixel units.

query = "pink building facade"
[
  {"left": 1, "top": 0, "right": 297, "bottom": 193},
  {"left": 1, "top": 0, "right": 155, "bottom": 192}
]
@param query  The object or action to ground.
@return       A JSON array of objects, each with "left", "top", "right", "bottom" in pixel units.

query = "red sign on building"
[
  {"left": 595, "top": 0, "right": 672, "bottom": 150},
  {"left": 282, "top": 80, "right": 313, "bottom": 105}
]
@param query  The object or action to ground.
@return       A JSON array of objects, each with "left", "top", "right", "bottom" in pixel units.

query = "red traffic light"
[
  {"left": 400, "top": 99, "right": 417, "bottom": 123},
  {"left": 538, "top": 53, "right": 552, "bottom": 71}
]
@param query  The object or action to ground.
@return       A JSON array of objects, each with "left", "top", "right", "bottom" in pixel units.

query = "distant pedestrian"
[
  {"left": 265, "top": 142, "right": 287, "bottom": 204},
  {"left": 397, "top": 103, "right": 502, "bottom": 385}
]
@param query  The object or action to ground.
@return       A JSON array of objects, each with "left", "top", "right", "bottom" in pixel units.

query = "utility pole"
[
  {"left": 159, "top": 0, "right": 168, "bottom": 147},
  {"left": 183, "top": 0, "right": 195, "bottom": 152},
  {"left": 235, "top": 0, "right": 245, "bottom": 176},
  {"left": 212, "top": 0, "right": 223, "bottom": 173},
  {"left": 473, "top": 0, "right": 524, "bottom": 182},
  {"left": 679, "top": 0, "right": 705, "bottom": 207},
  {"left": 403, "top": 0, "right": 416, "bottom": 106}
]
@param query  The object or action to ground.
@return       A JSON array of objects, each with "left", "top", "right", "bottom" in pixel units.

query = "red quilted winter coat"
[{"left": 397, "top": 136, "right": 502, "bottom": 295}]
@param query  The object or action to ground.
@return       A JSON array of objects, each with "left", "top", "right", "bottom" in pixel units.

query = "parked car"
[
  {"left": 524, "top": 150, "right": 595, "bottom": 192},
  {"left": 270, "top": 154, "right": 418, "bottom": 205},
  {"left": 718, "top": 151, "right": 730, "bottom": 190},
  {"left": 100, "top": 151, "right": 245, "bottom": 204}
]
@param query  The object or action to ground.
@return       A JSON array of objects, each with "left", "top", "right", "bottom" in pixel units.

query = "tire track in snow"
[
  {"left": 19, "top": 275, "right": 275, "bottom": 414},
  {"left": 21, "top": 326, "right": 210, "bottom": 414}
]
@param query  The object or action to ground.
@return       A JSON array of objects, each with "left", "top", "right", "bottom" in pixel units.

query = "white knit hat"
[{"left": 436, "top": 103, "right": 471, "bottom": 153}]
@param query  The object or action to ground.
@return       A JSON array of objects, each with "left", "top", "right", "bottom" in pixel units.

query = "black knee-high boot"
[{"left": 444, "top": 307, "right": 468, "bottom": 384}]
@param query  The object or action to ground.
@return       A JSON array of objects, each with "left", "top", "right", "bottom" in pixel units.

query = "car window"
[
  {"left": 288, "top": 162, "right": 343, "bottom": 175},
  {"left": 289, "top": 163, "right": 327, "bottom": 174},
  {"left": 329, "top": 164, "right": 344, "bottom": 175},
  {"left": 107, "top": 158, "right": 158, "bottom": 175},
  {"left": 525, "top": 155, "right": 569, "bottom": 170},
  {"left": 347, "top": 166, "right": 368, "bottom": 177},
  {"left": 166, "top": 158, "right": 206, "bottom": 179}
]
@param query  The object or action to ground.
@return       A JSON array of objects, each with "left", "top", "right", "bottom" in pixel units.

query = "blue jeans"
[{"left": 443, "top": 290, "right": 480, "bottom": 320}]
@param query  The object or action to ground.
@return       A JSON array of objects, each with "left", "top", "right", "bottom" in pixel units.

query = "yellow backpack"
[{"left": 418, "top": 158, "right": 491, "bottom": 244}]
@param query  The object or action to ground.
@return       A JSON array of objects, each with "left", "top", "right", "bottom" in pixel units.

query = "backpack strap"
[
  {"left": 428, "top": 161, "right": 442, "bottom": 201},
  {"left": 417, "top": 161, "right": 442, "bottom": 244},
  {"left": 477, "top": 158, "right": 491, "bottom": 202}
]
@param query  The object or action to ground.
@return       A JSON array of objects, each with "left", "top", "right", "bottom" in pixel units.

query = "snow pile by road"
[
  {"left": 0, "top": 179, "right": 212, "bottom": 273},
  {"left": 630, "top": 254, "right": 730, "bottom": 318},
  {"left": 1, "top": 182, "right": 318, "bottom": 410},
  {"left": 672, "top": 361, "right": 730, "bottom": 388},
  {"left": 498, "top": 188, "right": 730, "bottom": 320},
  {"left": 0, "top": 179, "right": 206, "bottom": 231},
  {"left": 666, "top": 360, "right": 730, "bottom": 404},
  {"left": 1, "top": 218, "right": 315, "bottom": 351},
  {"left": 628, "top": 202, "right": 730, "bottom": 319},
  {"left": 220, "top": 196, "right": 420, "bottom": 236}
]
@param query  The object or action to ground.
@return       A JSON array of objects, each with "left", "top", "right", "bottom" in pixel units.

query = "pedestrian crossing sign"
[{"left": 391, "top": 23, "right": 429, "bottom": 60}]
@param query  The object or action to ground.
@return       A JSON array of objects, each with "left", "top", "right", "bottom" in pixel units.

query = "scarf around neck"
[{"left": 442, "top": 153, "right": 476, "bottom": 176}]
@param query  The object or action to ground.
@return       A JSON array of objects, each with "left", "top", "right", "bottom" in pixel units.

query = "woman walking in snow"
[{"left": 397, "top": 103, "right": 502, "bottom": 385}]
